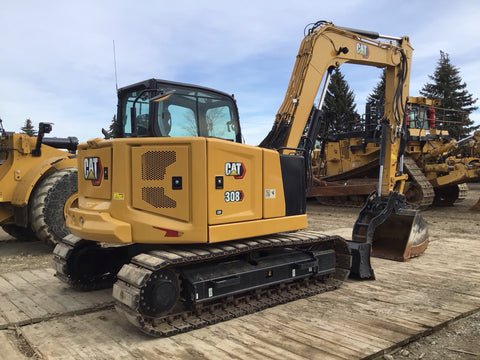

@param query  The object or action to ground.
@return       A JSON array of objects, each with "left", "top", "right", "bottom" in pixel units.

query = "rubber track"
[
  {"left": 114, "top": 230, "right": 351, "bottom": 337},
  {"left": 403, "top": 156, "right": 434, "bottom": 210},
  {"left": 55, "top": 231, "right": 351, "bottom": 337}
]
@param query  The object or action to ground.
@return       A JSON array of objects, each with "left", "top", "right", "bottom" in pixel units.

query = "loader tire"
[
  {"left": 1, "top": 224, "right": 36, "bottom": 242},
  {"left": 29, "top": 168, "right": 78, "bottom": 246}
]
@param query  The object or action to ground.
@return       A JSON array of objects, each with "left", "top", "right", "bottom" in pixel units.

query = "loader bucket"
[{"left": 349, "top": 191, "right": 429, "bottom": 278}]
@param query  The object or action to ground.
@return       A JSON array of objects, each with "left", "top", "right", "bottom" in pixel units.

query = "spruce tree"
[
  {"left": 321, "top": 68, "right": 358, "bottom": 133},
  {"left": 20, "top": 118, "right": 37, "bottom": 136},
  {"left": 366, "top": 69, "right": 386, "bottom": 107},
  {"left": 420, "top": 51, "right": 478, "bottom": 139},
  {"left": 109, "top": 115, "right": 116, "bottom": 137}
]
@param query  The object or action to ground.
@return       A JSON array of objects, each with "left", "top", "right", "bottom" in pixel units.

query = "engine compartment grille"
[{"left": 142, "top": 150, "right": 176, "bottom": 181}]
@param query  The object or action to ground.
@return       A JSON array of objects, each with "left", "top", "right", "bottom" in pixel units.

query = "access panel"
[{"left": 207, "top": 139, "right": 263, "bottom": 225}]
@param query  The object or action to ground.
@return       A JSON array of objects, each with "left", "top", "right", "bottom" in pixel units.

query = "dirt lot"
[
  {"left": 1, "top": 183, "right": 479, "bottom": 359},
  {"left": 0, "top": 238, "right": 52, "bottom": 274}
]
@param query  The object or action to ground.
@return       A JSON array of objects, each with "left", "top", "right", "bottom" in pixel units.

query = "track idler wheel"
[{"left": 140, "top": 269, "right": 180, "bottom": 317}]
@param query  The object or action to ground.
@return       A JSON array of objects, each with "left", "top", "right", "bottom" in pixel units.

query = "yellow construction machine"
[
  {"left": 0, "top": 120, "right": 78, "bottom": 244},
  {"left": 406, "top": 99, "right": 480, "bottom": 205},
  {"left": 53, "top": 21, "right": 427, "bottom": 336},
  {"left": 309, "top": 98, "right": 480, "bottom": 208}
]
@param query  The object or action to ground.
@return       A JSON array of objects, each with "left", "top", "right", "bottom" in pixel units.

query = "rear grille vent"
[
  {"left": 142, "top": 187, "right": 176, "bottom": 208},
  {"left": 142, "top": 151, "right": 176, "bottom": 180}
]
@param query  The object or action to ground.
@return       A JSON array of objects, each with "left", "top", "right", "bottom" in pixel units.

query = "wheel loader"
[
  {"left": 0, "top": 120, "right": 78, "bottom": 245},
  {"left": 53, "top": 21, "right": 428, "bottom": 336},
  {"left": 309, "top": 98, "right": 480, "bottom": 209}
]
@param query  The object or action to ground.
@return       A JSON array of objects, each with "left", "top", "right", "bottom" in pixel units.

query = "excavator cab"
[{"left": 115, "top": 78, "right": 242, "bottom": 143}]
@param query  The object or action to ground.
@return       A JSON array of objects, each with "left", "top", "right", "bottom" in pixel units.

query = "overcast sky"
[{"left": 1, "top": 0, "right": 479, "bottom": 145}]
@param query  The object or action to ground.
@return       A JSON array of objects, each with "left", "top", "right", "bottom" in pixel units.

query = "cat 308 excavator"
[{"left": 53, "top": 21, "right": 428, "bottom": 336}]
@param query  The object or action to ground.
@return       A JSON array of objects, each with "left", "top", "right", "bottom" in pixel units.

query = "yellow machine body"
[
  {"left": 0, "top": 130, "right": 78, "bottom": 244},
  {"left": 68, "top": 137, "right": 305, "bottom": 245},
  {"left": 0, "top": 133, "right": 76, "bottom": 222},
  {"left": 322, "top": 141, "right": 380, "bottom": 177}
]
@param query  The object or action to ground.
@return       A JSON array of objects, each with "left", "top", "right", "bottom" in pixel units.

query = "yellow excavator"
[
  {"left": 53, "top": 21, "right": 428, "bottom": 336},
  {"left": 309, "top": 98, "right": 480, "bottom": 209}
]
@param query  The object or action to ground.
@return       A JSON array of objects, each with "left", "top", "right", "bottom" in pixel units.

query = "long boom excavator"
[{"left": 53, "top": 21, "right": 427, "bottom": 336}]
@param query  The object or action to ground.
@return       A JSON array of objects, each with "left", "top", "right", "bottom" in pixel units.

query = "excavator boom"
[{"left": 261, "top": 21, "right": 428, "bottom": 278}]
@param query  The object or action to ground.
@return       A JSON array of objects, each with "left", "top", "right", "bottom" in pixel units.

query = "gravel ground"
[
  {"left": 0, "top": 236, "right": 52, "bottom": 274},
  {"left": 385, "top": 310, "right": 480, "bottom": 359}
]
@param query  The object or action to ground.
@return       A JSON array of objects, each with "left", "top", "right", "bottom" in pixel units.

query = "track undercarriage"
[
  {"left": 311, "top": 157, "right": 435, "bottom": 210},
  {"left": 53, "top": 231, "right": 351, "bottom": 337}
]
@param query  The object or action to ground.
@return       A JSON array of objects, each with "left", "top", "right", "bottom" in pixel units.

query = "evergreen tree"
[
  {"left": 364, "top": 69, "right": 387, "bottom": 128},
  {"left": 102, "top": 115, "right": 117, "bottom": 139},
  {"left": 420, "top": 51, "right": 478, "bottom": 139},
  {"left": 321, "top": 68, "right": 358, "bottom": 133},
  {"left": 20, "top": 118, "right": 37, "bottom": 136},
  {"left": 109, "top": 115, "right": 116, "bottom": 137},
  {"left": 366, "top": 69, "right": 386, "bottom": 107}
]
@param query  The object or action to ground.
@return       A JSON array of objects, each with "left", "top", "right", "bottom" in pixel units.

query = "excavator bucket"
[
  {"left": 349, "top": 191, "right": 429, "bottom": 279},
  {"left": 368, "top": 207, "right": 428, "bottom": 261}
]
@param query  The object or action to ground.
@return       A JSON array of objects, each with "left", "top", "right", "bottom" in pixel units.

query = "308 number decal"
[{"left": 224, "top": 190, "right": 244, "bottom": 202}]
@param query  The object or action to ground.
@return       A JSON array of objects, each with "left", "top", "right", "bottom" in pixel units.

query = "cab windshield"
[{"left": 119, "top": 81, "right": 241, "bottom": 142}]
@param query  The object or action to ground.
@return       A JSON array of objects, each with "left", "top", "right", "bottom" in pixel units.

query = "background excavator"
[
  {"left": 308, "top": 97, "right": 480, "bottom": 209},
  {"left": 53, "top": 21, "right": 427, "bottom": 336},
  {"left": 0, "top": 120, "right": 78, "bottom": 245}
]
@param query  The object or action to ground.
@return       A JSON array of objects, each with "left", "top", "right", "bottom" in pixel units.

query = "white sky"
[{"left": 1, "top": 0, "right": 479, "bottom": 145}]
